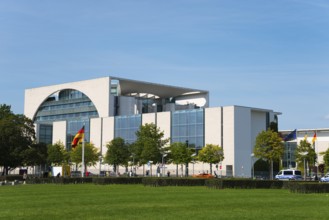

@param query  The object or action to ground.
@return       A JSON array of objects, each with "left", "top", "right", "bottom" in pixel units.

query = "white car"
[{"left": 320, "top": 174, "right": 329, "bottom": 182}]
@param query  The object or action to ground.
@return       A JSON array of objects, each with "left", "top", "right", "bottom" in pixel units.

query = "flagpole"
[{"left": 82, "top": 123, "right": 85, "bottom": 178}]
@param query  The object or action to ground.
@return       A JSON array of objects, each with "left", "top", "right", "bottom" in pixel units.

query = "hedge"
[
  {"left": 26, "top": 177, "right": 93, "bottom": 184},
  {"left": 289, "top": 182, "right": 329, "bottom": 194},
  {"left": 93, "top": 177, "right": 143, "bottom": 185},
  {"left": 206, "top": 179, "right": 284, "bottom": 189},
  {"left": 142, "top": 178, "right": 206, "bottom": 187}
]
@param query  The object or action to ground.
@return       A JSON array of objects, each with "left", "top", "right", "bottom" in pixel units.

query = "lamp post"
[
  {"left": 162, "top": 153, "right": 167, "bottom": 177},
  {"left": 191, "top": 153, "right": 196, "bottom": 175},
  {"left": 185, "top": 140, "right": 189, "bottom": 177},
  {"left": 152, "top": 103, "right": 157, "bottom": 125},
  {"left": 301, "top": 152, "right": 308, "bottom": 180}
]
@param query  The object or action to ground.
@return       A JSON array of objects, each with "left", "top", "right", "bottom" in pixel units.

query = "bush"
[
  {"left": 142, "top": 178, "right": 206, "bottom": 187},
  {"left": 93, "top": 177, "right": 143, "bottom": 185},
  {"left": 289, "top": 182, "right": 329, "bottom": 194},
  {"left": 26, "top": 177, "right": 93, "bottom": 184},
  {"left": 206, "top": 179, "right": 283, "bottom": 189},
  {"left": 0, "top": 175, "right": 23, "bottom": 182}
]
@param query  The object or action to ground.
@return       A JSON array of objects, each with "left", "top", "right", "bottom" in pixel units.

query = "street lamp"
[
  {"left": 191, "top": 153, "right": 196, "bottom": 175},
  {"left": 162, "top": 153, "right": 167, "bottom": 177},
  {"left": 152, "top": 103, "right": 157, "bottom": 125},
  {"left": 300, "top": 152, "right": 308, "bottom": 180}
]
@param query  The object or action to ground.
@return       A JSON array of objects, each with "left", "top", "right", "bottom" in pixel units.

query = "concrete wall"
[
  {"left": 24, "top": 77, "right": 111, "bottom": 120},
  {"left": 52, "top": 121, "right": 66, "bottom": 144},
  {"left": 205, "top": 107, "right": 222, "bottom": 146}
]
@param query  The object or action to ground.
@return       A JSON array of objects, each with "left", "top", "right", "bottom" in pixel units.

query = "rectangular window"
[
  {"left": 114, "top": 115, "right": 141, "bottom": 144},
  {"left": 171, "top": 109, "right": 204, "bottom": 149}
]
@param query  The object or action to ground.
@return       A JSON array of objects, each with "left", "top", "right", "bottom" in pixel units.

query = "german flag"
[
  {"left": 71, "top": 126, "right": 85, "bottom": 148},
  {"left": 312, "top": 132, "right": 317, "bottom": 145}
]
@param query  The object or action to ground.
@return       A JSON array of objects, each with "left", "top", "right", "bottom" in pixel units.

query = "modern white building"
[
  {"left": 280, "top": 129, "right": 329, "bottom": 173},
  {"left": 24, "top": 76, "right": 280, "bottom": 177}
]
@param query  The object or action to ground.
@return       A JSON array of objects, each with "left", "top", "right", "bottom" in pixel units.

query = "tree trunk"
[
  {"left": 210, "top": 163, "right": 213, "bottom": 175},
  {"left": 185, "top": 162, "right": 189, "bottom": 177},
  {"left": 176, "top": 164, "right": 178, "bottom": 177},
  {"left": 270, "top": 160, "right": 273, "bottom": 180}
]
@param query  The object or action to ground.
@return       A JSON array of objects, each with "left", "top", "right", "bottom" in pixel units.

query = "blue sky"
[{"left": 0, "top": 0, "right": 329, "bottom": 130}]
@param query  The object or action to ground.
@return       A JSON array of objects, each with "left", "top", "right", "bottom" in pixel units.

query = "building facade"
[
  {"left": 24, "top": 76, "right": 279, "bottom": 177},
  {"left": 280, "top": 129, "right": 329, "bottom": 173}
]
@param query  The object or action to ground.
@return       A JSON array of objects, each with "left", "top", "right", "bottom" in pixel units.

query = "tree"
[
  {"left": 0, "top": 104, "right": 35, "bottom": 175},
  {"left": 320, "top": 148, "right": 329, "bottom": 173},
  {"left": 295, "top": 139, "right": 316, "bottom": 176},
  {"left": 22, "top": 142, "right": 48, "bottom": 172},
  {"left": 169, "top": 142, "right": 194, "bottom": 177},
  {"left": 47, "top": 141, "right": 69, "bottom": 166},
  {"left": 197, "top": 144, "right": 224, "bottom": 175},
  {"left": 253, "top": 129, "right": 284, "bottom": 180},
  {"left": 104, "top": 137, "right": 130, "bottom": 174},
  {"left": 70, "top": 142, "right": 99, "bottom": 173},
  {"left": 134, "top": 123, "right": 169, "bottom": 166}
]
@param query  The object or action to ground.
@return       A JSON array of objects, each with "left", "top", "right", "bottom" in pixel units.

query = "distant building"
[
  {"left": 24, "top": 76, "right": 280, "bottom": 177},
  {"left": 280, "top": 129, "right": 329, "bottom": 173}
]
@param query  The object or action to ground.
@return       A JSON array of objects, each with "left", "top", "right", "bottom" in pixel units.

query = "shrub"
[
  {"left": 289, "top": 182, "right": 329, "bottom": 194},
  {"left": 93, "top": 177, "right": 143, "bottom": 185},
  {"left": 142, "top": 178, "right": 206, "bottom": 187}
]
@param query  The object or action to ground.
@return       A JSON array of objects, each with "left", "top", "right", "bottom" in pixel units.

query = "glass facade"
[
  {"left": 33, "top": 89, "right": 98, "bottom": 149},
  {"left": 282, "top": 142, "right": 297, "bottom": 168},
  {"left": 38, "top": 124, "right": 53, "bottom": 145},
  {"left": 171, "top": 109, "right": 204, "bottom": 150},
  {"left": 114, "top": 115, "right": 142, "bottom": 144},
  {"left": 66, "top": 119, "right": 90, "bottom": 151}
]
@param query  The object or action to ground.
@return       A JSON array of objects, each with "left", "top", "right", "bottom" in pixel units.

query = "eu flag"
[{"left": 284, "top": 129, "right": 297, "bottom": 142}]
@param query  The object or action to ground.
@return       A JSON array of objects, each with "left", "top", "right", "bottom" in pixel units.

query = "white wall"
[
  {"left": 222, "top": 106, "right": 235, "bottom": 176},
  {"left": 52, "top": 121, "right": 66, "bottom": 144},
  {"left": 24, "top": 77, "right": 111, "bottom": 120},
  {"left": 157, "top": 112, "right": 171, "bottom": 141},
  {"left": 205, "top": 107, "right": 222, "bottom": 146},
  {"left": 233, "top": 106, "right": 252, "bottom": 177},
  {"left": 142, "top": 113, "right": 156, "bottom": 125},
  {"left": 102, "top": 117, "right": 115, "bottom": 153}
]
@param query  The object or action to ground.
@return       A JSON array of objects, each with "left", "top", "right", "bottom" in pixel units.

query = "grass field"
[{"left": 1, "top": 184, "right": 329, "bottom": 220}]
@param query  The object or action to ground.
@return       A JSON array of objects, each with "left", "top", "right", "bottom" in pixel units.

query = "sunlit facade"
[{"left": 25, "top": 76, "right": 280, "bottom": 177}]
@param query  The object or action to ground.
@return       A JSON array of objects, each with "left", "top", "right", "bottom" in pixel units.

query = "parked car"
[
  {"left": 275, "top": 169, "right": 303, "bottom": 181},
  {"left": 320, "top": 174, "right": 329, "bottom": 182},
  {"left": 70, "top": 171, "right": 82, "bottom": 177}
]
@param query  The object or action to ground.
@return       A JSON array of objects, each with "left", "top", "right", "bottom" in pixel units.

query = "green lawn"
[{"left": 0, "top": 184, "right": 329, "bottom": 220}]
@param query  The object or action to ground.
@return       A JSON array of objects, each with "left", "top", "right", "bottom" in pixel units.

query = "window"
[
  {"left": 114, "top": 115, "right": 141, "bottom": 144},
  {"left": 171, "top": 109, "right": 204, "bottom": 149}
]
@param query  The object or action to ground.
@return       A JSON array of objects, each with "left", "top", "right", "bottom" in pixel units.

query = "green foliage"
[
  {"left": 254, "top": 130, "right": 284, "bottom": 161},
  {"left": 253, "top": 129, "right": 284, "bottom": 179},
  {"left": 133, "top": 123, "right": 169, "bottom": 165},
  {"left": 169, "top": 142, "right": 194, "bottom": 164},
  {"left": 23, "top": 142, "right": 48, "bottom": 167},
  {"left": 70, "top": 142, "right": 99, "bottom": 168},
  {"left": 289, "top": 182, "right": 329, "bottom": 194},
  {"left": 142, "top": 177, "right": 206, "bottom": 187},
  {"left": 295, "top": 139, "right": 316, "bottom": 172},
  {"left": 206, "top": 179, "right": 284, "bottom": 189},
  {"left": 197, "top": 144, "right": 224, "bottom": 174},
  {"left": 93, "top": 177, "right": 143, "bottom": 185},
  {"left": 47, "top": 141, "right": 69, "bottom": 166},
  {"left": 104, "top": 137, "right": 129, "bottom": 172},
  {"left": 0, "top": 104, "right": 35, "bottom": 175},
  {"left": 320, "top": 148, "right": 329, "bottom": 173}
]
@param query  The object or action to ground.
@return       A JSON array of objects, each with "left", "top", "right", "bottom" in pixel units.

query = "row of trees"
[
  {"left": 2, "top": 102, "right": 329, "bottom": 178},
  {"left": 104, "top": 123, "right": 224, "bottom": 176}
]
